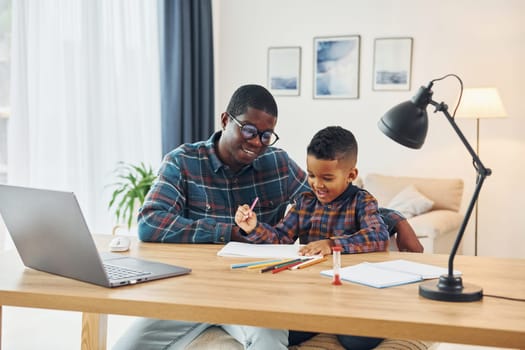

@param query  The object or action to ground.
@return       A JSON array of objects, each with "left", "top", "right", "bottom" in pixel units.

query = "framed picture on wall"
[
  {"left": 267, "top": 46, "right": 301, "bottom": 96},
  {"left": 313, "top": 35, "right": 360, "bottom": 99},
  {"left": 373, "top": 37, "right": 413, "bottom": 91}
]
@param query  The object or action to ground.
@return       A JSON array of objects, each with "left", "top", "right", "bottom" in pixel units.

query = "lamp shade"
[
  {"left": 456, "top": 88, "right": 507, "bottom": 119},
  {"left": 378, "top": 85, "right": 433, "bottom": 149}
]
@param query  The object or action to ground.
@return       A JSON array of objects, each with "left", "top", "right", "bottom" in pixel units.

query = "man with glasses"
[
  {"left": 114, "top": 84, "right": 303, "bottom": 350},
  {"left": 135, "top": 84, "right": 304, "bottom": 247},
  {"left": 114, "top": 84, "right": 421, "bottom": 349}
]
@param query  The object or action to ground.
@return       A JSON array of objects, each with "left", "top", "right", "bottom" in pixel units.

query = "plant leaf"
[{"left": 107, "top": 161, "right": 157, "bottom": 228}]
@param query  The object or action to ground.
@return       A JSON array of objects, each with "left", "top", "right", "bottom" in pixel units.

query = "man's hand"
[
  {"left": 299, "top": 239, "right": 333, "bottom": 256},
  {"left": 395, "top": 220, "right": 424, "bottom": 253}
]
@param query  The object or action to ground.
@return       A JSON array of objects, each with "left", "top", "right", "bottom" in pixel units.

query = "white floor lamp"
[{"left": 456, "top": 88, "right": 506, "bottom": 256}]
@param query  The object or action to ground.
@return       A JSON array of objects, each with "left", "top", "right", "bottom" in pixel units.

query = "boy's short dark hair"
[
  {"left": 226, "top": 84, "right": 278, "bottom": 118},
  {"left": 307, "top": 126, "right": 358, "bottom": 162}
]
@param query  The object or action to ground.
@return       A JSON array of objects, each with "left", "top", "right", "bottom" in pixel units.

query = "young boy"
[
  {"left": 235, "top": 126, "right": 389, "bottom": 256},
  {"left": 235, "top": 126, "right": 404, "bottom": 349}
]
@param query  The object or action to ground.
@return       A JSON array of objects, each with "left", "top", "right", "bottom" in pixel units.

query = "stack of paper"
[{"left": 320, "top": 259, "right": 461, "bottom": 288}]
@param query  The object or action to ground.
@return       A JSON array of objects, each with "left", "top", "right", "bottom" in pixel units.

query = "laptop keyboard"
[{"left": 104, "top": 263, "right": 151, "bottom": 280}]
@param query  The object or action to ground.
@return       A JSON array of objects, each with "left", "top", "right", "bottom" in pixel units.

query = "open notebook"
[{"left": 321, "top": 259, "right": 461, "bottom": 288}]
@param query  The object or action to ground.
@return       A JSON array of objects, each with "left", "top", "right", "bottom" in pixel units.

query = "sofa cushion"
[
  {"left": 408, "top": 210, "right": 463, "bottom": 239},
  {"left": 387, "top": 185, "right": 434, "bottom": 218},
  {"left": 364, "top": 174, "right": 463, "bottom": 212}
]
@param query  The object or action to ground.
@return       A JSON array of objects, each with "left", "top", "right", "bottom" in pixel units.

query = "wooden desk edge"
[{"left": 1, "top": 238, "right": 524, "bottom": 349}]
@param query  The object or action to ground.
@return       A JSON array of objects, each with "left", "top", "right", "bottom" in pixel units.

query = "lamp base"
[{"left": 419, "top": 275, "right": 483, "bottom": 302}]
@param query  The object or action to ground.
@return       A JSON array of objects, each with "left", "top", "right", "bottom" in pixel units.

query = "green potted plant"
[{"left": 108, "top": 161, "right": 157, "bottom": 230}]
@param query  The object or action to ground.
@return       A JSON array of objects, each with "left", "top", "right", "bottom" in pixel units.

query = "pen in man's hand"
[{"left": 244, "top": 197, "right": 259, "bottom": 221}]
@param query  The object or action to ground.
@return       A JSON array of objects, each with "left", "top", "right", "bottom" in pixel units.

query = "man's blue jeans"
[{"left": 112, "top": 318, "right": 288, "bottom": 350}]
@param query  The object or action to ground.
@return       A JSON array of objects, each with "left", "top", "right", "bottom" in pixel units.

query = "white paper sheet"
[{"left": 217, "top": 242, "right": 306, "bottom": 259}]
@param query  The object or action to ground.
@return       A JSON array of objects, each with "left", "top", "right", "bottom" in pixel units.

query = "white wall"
[{"left": 213, "top": 0, "right": 525, "bottom": 259}]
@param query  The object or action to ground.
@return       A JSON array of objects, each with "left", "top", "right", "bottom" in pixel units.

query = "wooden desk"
[{"left": 0, "top": 235, "right": 524, "bottom": 349}]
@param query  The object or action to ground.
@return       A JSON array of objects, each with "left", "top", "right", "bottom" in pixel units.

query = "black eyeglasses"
[{"left": 227, "top": 113, "right": 279, "bottom": 146}]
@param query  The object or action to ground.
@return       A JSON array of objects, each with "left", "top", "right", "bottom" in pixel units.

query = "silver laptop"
[{"left": 0, "top": 184, "right": 191, "bottom": 287}]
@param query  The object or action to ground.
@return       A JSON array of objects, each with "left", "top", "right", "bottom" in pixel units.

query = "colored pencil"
[
  {"left": 246, "top": 259, "right": 292, "bottom": 270},
  {"left": 243, "top": 197, "right": 259, "bottom": 221},
  {"left": 272, "top": 260, "right": 305, "bottom": 274},
  {"left": 230, "top": 259, "right": 282, "bottom": 269},
  {"left": 292, "top": 256, "right": 328, "bottom": 270},
  {"left": 249, "top": 197, "right": 259, "bottom": 211},
  {"left": 260, "top": 258, "right": 304, "bottom": 273}
]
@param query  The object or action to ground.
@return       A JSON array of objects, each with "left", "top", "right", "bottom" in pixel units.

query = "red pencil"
[{"left": 271, "top": 260, "right": 304, "bottom": 274}]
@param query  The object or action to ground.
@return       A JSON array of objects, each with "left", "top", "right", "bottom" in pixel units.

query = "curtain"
[
  {"left": 159, "top": 0, "right": 214, "bottom": 155},
  {"left": 8, "top": 0, "right": 162, "bottom": 233}
]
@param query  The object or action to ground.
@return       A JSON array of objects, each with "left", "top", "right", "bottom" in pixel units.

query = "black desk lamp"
[{"left": 378, "top": 74, "right": 485, "bottom": 302}]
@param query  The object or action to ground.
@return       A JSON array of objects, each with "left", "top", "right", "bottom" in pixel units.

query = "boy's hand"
[
  {"left": 234, "top": 204, "right": 257, "bottom": 233},
  {"left": 299, "top": 239, "right": 333, "bottom": 256}
]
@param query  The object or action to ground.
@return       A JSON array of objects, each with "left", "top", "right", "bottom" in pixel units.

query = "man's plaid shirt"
[{"left": 137, "top": 132, "right": 309, "bottom": 243}]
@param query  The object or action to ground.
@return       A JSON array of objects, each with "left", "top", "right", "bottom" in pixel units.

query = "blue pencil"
[{"left": 230, "top": 259, "right": 283, "bottom": 269}]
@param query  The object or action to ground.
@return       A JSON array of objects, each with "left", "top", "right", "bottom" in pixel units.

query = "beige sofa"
[{"left": 362, "top": 174, "right": 464, "bottom": 254}]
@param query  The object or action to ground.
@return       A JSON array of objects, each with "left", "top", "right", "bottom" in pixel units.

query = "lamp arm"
[{"left": 430, "top": 100, "right": 492, "bottom": 275}]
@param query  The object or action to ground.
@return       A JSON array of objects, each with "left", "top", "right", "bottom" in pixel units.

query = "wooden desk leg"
[
  {"left": 81, "top": 312, "right": 108, "bottom": 350},
  {"left": 1, "top": 305, "right": 3, "bottom": 350}
]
